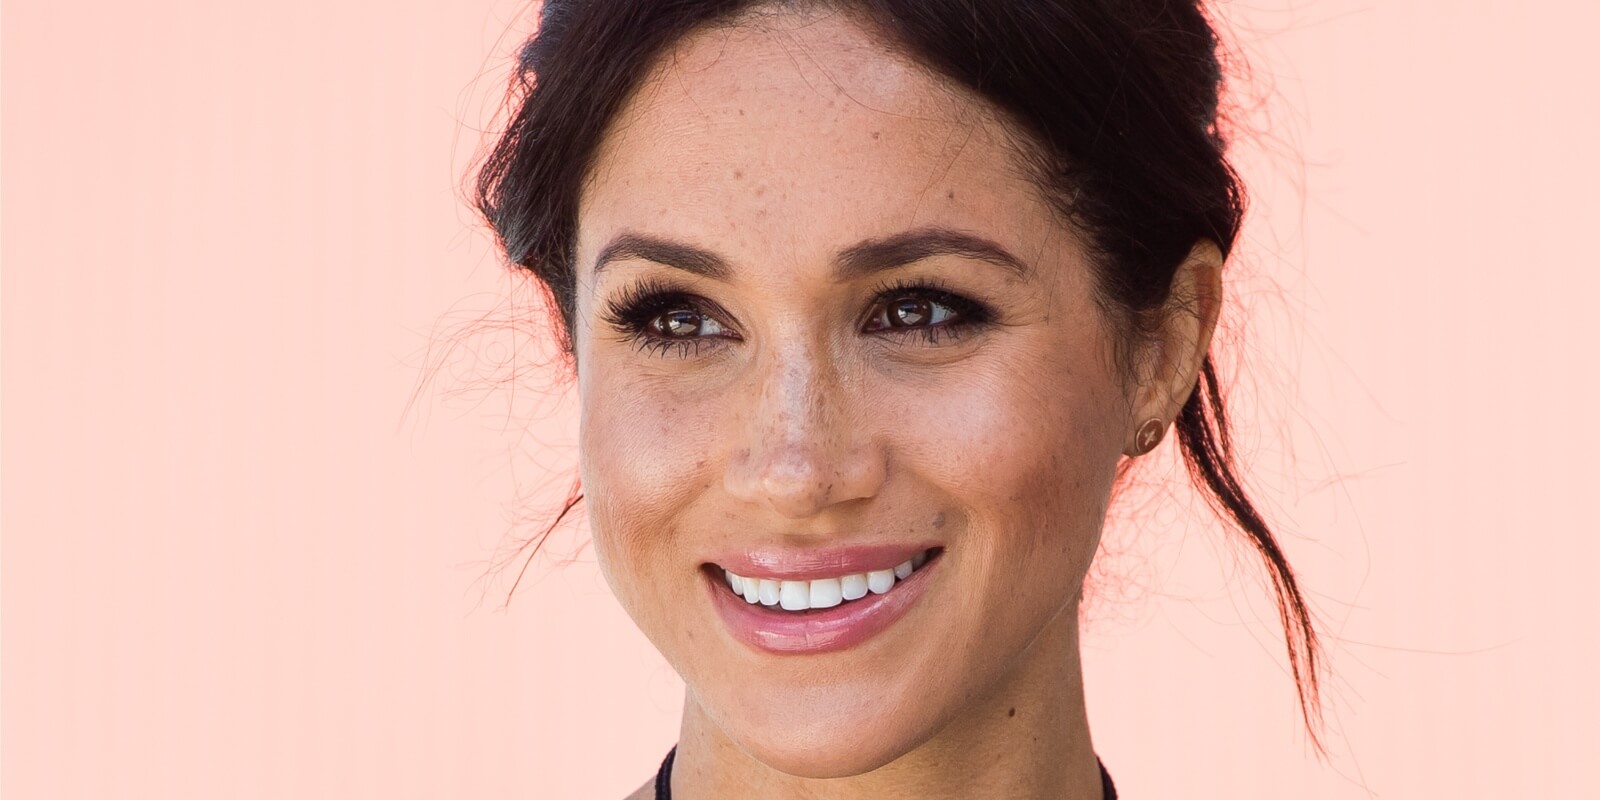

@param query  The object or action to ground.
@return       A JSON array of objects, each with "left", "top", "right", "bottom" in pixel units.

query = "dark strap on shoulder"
[
  {"left": 1099, "top": 753, "right": 1118, "bottom": 799},
  {"left": 654, "top": 745, "right": 676, "bottom": 799},
  {"left": 654, "top": 745, "right": 1117, "bottom": 798}
]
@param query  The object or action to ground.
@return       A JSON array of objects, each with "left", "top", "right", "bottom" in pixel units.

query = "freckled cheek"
[
  {"left": 580, "top": 375, "right": 722, "bottom": 583},
  {"left": 898, "top": 367, "right": 1120, "bottom": 557}
]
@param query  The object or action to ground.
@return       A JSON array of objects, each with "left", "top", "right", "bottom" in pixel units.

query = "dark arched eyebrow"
[{"left": 591, "top": 225, "right": 1033, "bottom": 282}]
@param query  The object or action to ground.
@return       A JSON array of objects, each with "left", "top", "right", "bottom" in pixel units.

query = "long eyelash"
[
  {"left": 866, "top": 276, "right": 995, "bottom": 346},
  {"left": 601, "top": 277, "right": 733, "bottom": 359},
  {"left": 633, "top": 336, "right": 716, "bottom": 359},
  {"left": 600, "top": 277, "right": 696, "bottom": 333},
  {"left": 602, "top": 276, "right": 993, "bottom": 359}
]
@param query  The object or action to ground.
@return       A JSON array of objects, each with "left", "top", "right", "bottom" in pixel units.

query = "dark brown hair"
[{"left": 472, "top": 0, "right": 1325, "bottom": 752}]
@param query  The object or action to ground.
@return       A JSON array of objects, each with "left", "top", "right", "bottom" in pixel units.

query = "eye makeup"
[
  {"left": 598, "top": 276, "right": 739, "bottom": 359},
  {"left": 859, "top": 276, "right": 994, "bottom": 348},
  {"left": 599, "top": 275, "right": 997, "bottom": 359}
]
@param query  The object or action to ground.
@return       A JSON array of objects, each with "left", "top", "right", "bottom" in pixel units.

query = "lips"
[
  {"left": 703, "top": 545, "right": 943, "bottom": 654},
  {"left": 705, "top": 541, "right": 940, "bottom": 581}
]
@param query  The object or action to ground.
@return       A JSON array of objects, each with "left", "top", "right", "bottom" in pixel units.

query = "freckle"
[
  {"left": 932, "top": 513, "right": 945, "bottom": 529},
  {"left": 1008, "top": 707, "right": 1016, "bottom": 717},
  {"left": 947, "top": 189, "right": 956, "bottom": 200},
  {"left": 738, "top": 108, "right": 745, "bottom": 116},
  {"left": 733, "top": 169, "right": 743, "bottom": 179},
  {"left": 755, "top": 185, "right": 765, "bottom": 197},
  {"left": 871, "top": 131, "right": 881, "bottom": 139}
]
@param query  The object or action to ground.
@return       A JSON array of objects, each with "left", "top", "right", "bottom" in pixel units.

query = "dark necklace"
[{"left": 653, "top": 745, "right": 1118, "bottom": 799}]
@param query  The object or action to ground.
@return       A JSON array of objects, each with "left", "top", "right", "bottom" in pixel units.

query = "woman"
[{"left": 473, "top": 1, "right": 1325, "bottom": 796}]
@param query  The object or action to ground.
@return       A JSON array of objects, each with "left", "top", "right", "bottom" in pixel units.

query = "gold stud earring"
[{"left": 1130, "top": 417, "right": 1166, "bottom": 456}]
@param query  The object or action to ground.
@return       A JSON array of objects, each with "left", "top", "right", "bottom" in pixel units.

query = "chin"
[
  {"left": 710, "top": 678, "right": 939, "bottom": 779},
  {"left": 735, "top": 721, "right": 915, "bottom": 779}
]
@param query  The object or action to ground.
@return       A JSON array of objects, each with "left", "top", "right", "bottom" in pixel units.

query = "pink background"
[{"left": 5, "top": 1, "right": 1596, "bottom": 797}]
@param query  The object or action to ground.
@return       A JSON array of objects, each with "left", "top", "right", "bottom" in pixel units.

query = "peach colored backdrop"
[{"left": 5, "top": 0, "right": 1596, "bottom": 797}]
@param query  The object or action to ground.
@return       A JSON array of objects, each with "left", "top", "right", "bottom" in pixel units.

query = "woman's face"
[{"left": 572, "top": 11, "right": 1141, "bottom": 778}]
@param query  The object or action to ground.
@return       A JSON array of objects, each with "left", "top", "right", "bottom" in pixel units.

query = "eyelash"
[{"left": 599, "top": 276, "right": 995, "bottom": 359}]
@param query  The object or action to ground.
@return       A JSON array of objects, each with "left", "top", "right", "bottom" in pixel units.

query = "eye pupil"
[
  {"left": 890, "top": 296, "right": 931, "bottom": 327},
  {"left": 656, "top": 309, "right": 701, "bottom": 337}
]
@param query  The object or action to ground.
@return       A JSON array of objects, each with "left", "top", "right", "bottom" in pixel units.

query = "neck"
[{"left": 670, "top": 604, "right": 1104, "bottom": 800}]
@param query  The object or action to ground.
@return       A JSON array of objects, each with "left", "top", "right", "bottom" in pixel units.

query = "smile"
[
  {"left": 720, "top": 548, "right": 934, "bottom": 611},
  {"left": 703, "top": 546, "right": 943, "bottom": 654}
]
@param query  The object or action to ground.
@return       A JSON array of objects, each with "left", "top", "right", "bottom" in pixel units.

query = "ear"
[{"left": 1121, "top": 239, "right": 1224, "bottom": 456}]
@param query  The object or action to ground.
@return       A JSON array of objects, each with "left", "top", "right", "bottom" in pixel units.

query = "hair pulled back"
[{"left": 473, "top": 0, "right": 1325, "bottom": 750}]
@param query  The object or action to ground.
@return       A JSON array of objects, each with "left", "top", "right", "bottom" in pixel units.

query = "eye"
[
  {"left": 601, "top": 277, "right": 992, "bottom": 360},
  {"left": 600, "top": 279, "right": 737, "bottom": 359},
  {"left": 862, "top": 281, "right": 990, "bottom": 344},
  {"left": 648, "top": 307, "right": 726, "bottom": 339},
  {"left": 874, "top": 294, "right": 958, "bottom": 329}
]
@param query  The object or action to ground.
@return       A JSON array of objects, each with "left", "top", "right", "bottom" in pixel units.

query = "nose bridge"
[
  {"left": 727, "top": 330, "right": 881, "bottom": 518},
  {"left": 762, "top": 337, "right": 835, "bottom": 447}
]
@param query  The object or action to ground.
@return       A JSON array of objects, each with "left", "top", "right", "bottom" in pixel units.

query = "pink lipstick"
[{"left": 703, "top": 544, "right": 942, "bottom": 654}]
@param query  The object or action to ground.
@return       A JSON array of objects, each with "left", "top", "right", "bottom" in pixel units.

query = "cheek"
[
  {"left": 919, "top": 343, "right": 1118, "bottom": 481},
  {"left": 578, "top": 368, "right": 718, "bottom": 602},
  {"left": 890, "top": 335, "right": 1124, "bottom": 579}
]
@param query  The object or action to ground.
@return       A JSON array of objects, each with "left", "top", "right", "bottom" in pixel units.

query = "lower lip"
[{"left": 705, "top": 553, "right": 940, "bottom": 654}]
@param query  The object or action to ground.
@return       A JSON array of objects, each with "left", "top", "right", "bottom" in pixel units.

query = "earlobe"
[{"left": 1124, "top": 416, "right": 1168, "bottom": 457}]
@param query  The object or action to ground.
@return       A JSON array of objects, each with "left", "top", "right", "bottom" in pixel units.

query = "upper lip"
[{"left": 706, "top": 542, "right": 940, "bottom": 581}]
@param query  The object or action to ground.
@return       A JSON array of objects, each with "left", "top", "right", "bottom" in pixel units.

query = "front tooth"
[
  {"left": 894, "top": 560, "right": 914, "bottom": 579},
  {"left": 867, "top": 569, "right": 896, "bottom": 594},
  {"left": 758, "top": 579, "right": 780, "bottom": 606},
  {"left": 727, "top": 571, "right": 743, "bottom": 595},
  {"left": 911, "top": 550, "right": 928, "bottom": 570},
  {"left": 809, "top": 578, "right": 843, "bottom": 609},
  {"left": 742, "top": 577, "right": 760, "bottom": 604},
  {"left": 779, "top": 580, "right": 810, "bottom": 611},
  {"left": 840, "top": 573, "right": 869, "bottom": 601}
]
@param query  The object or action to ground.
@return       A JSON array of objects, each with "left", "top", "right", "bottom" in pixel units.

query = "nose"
[{"left": 722, "top": 346, "right": 886, "bottom": 519}]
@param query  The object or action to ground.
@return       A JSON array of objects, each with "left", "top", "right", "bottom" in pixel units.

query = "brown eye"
[
  {"left": 649, "top": 308, "right": 726, "bottom": 338},
  {"left": 887, "top": 296, "right": 932, "bottom": 327},
  {"left": 867, "top": 291, "right": 961, "bottom": 332},
  {"left": 653, "top": 309, "right": 698, "bottom": 337}
]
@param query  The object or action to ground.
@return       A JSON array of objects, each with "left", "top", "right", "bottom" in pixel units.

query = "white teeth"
[
  {"left": 779, "top": 580, "right": 810, "bottom": 611},
  {"left": 723, "top": 550, "right": 935, "bottom": 611},
  {"left": 866, "top": 569, "right": 896, "bottom": 594},
  {"left": 840, "top": 573, "right": 869, "bottom": 601},
  {"left": 809, "top": 578, "right": 843, "bottom": 609}
]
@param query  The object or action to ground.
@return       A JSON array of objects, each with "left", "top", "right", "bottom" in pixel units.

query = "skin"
[{"left": 569, "top": 8, "right": 1221, "bottom": 799}]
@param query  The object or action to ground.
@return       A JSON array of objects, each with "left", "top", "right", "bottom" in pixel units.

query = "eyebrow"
[{"left": 591, "top": 226, "right": 1034, "bottom": 282}]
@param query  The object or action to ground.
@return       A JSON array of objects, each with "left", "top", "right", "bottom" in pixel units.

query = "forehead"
[{"left": 575, "top": 9, "right": 1062, "bottom": 280}]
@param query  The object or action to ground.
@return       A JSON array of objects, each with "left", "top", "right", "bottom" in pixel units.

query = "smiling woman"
[{"left": 472, "top": 1, "right": 1325, "bottom": 798}]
